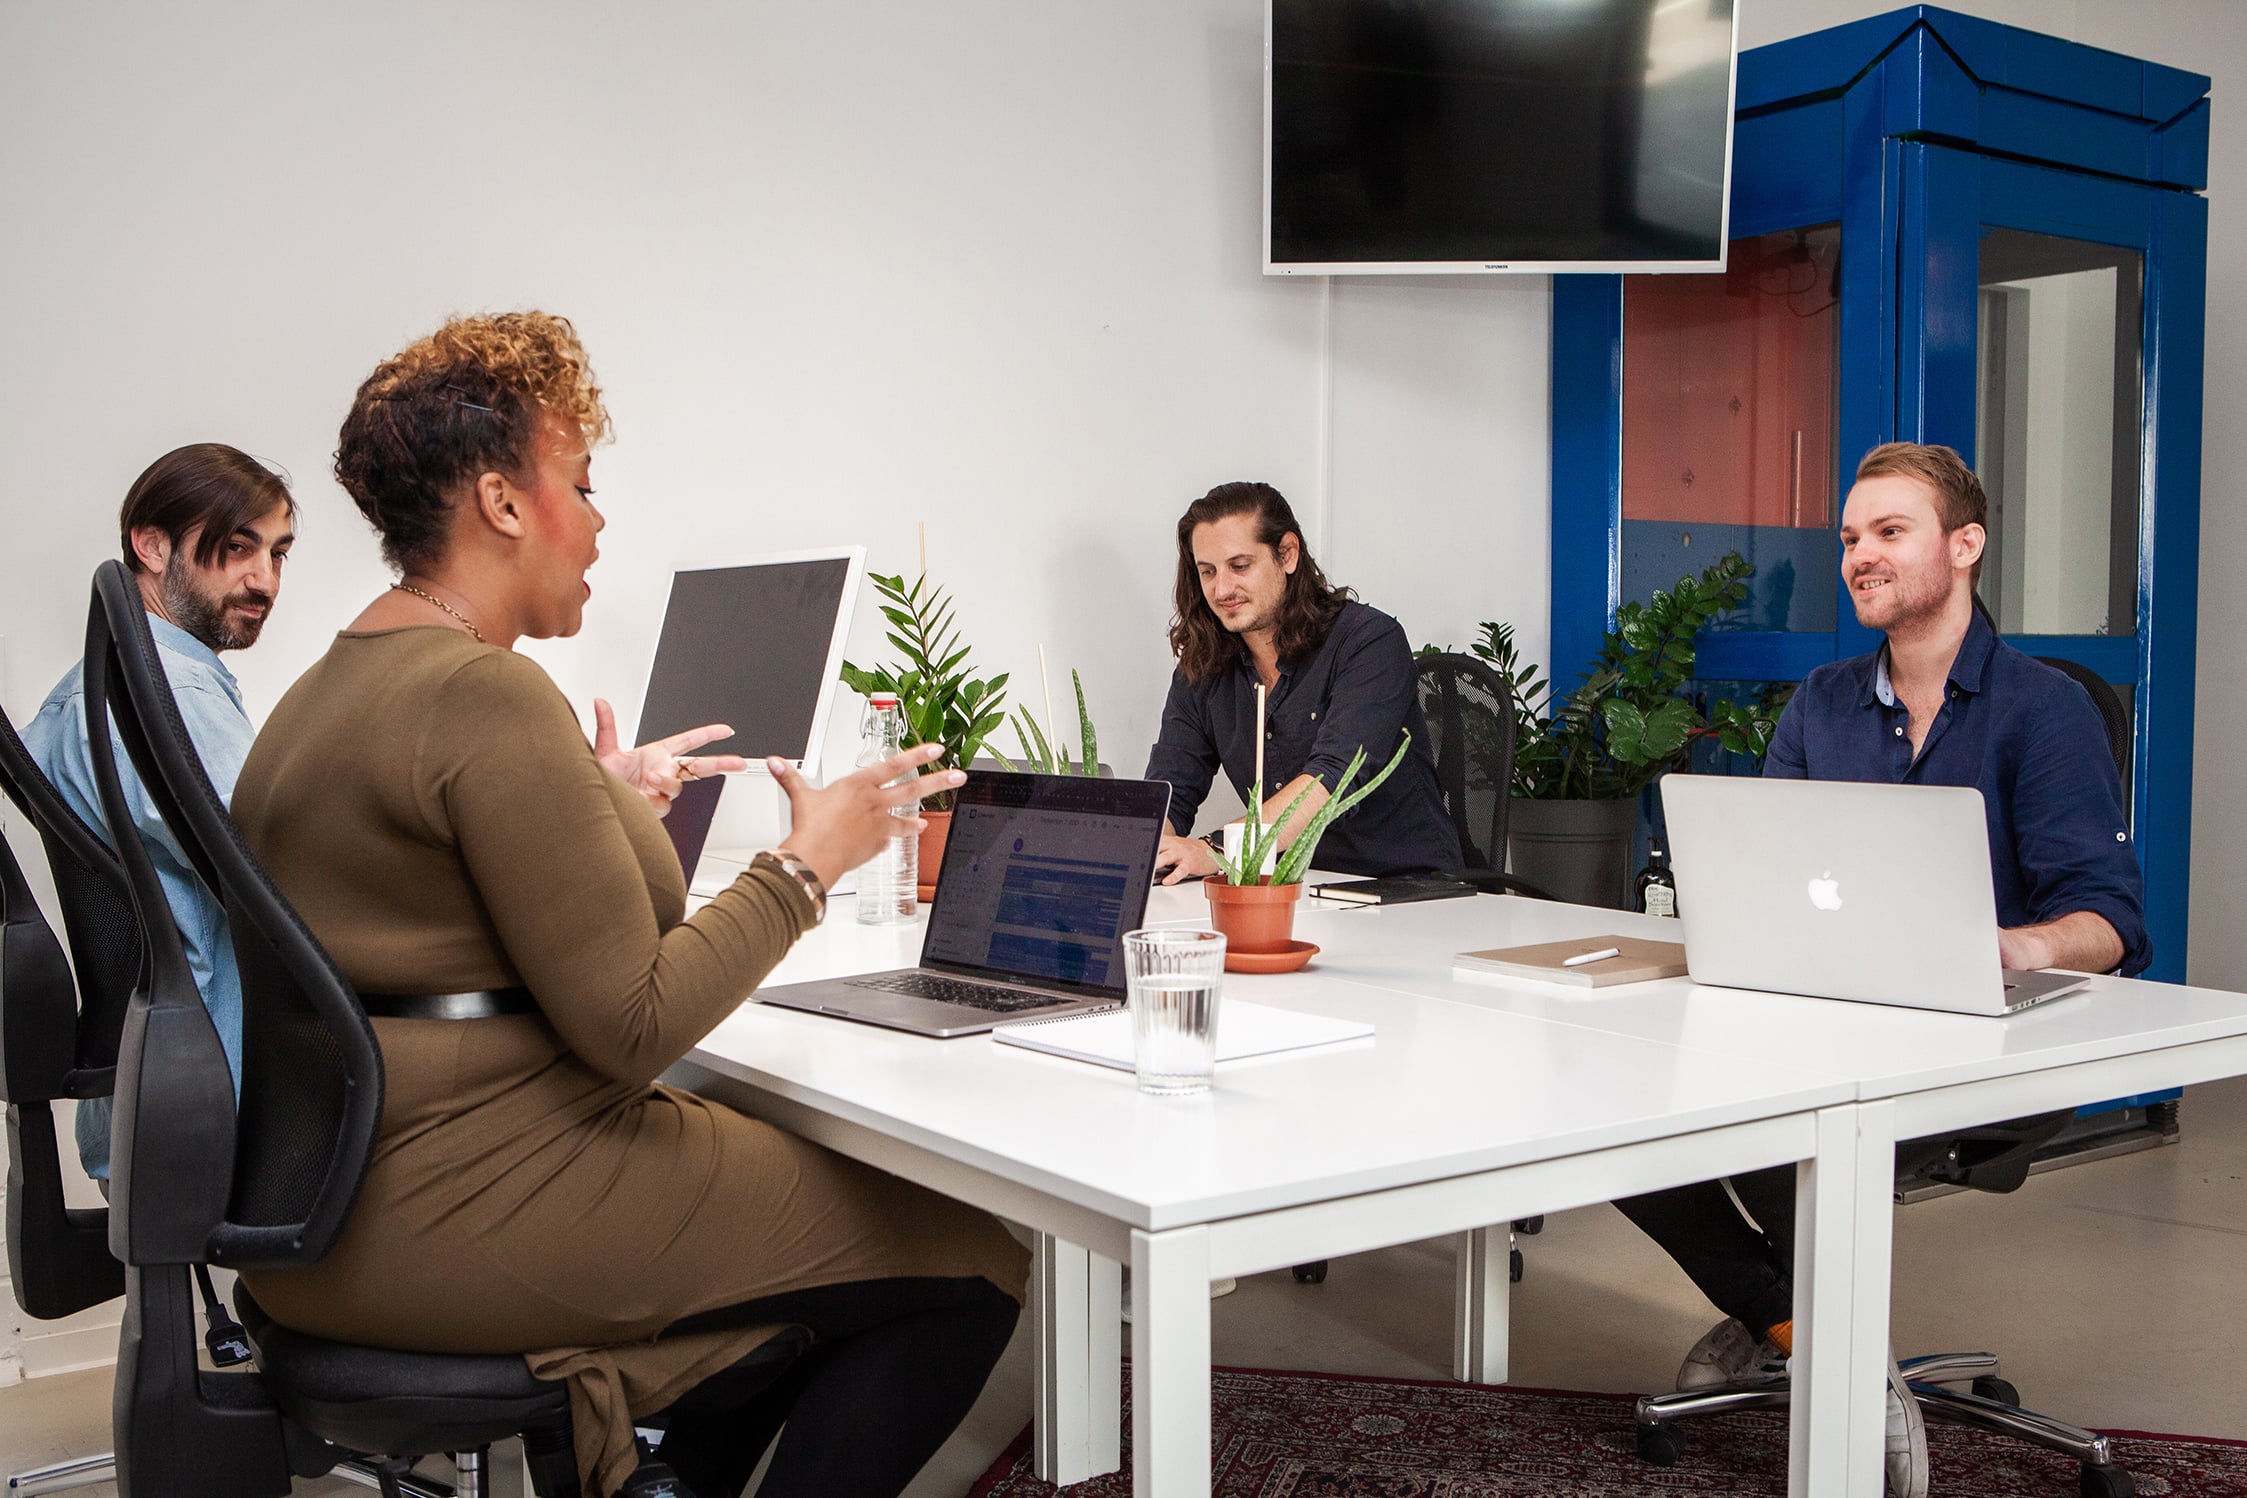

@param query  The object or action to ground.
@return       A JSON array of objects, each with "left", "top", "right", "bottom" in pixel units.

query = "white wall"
[{"left": 0, "top": 0, "right": 1549, "bottom": 843}]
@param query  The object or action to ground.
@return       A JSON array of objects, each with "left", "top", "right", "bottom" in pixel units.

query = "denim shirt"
[
  {"left": 1144, "top": 601, "right": 1459, "bottom": 878},
  {"left": 23, "top": 613, "right": 251, "bottom": 1177},
  {"left": 1763, "top": 608, "right": 2149, "bottom": 976}
]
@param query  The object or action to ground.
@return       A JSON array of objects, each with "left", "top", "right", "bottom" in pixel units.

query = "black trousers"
[
  {"left": 1613, "top": 1165, "right": 1799, "bottom": 1340},
  {"left": 647, "top": 1274, "right": 1019, "bottom": 1498}
]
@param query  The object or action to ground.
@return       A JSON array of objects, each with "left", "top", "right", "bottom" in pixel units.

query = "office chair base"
[
  {"left": 6, "top": 1453, "right": 113, "bottom": 1496},
  {"left": 1634, "top": 1353, "right": 2135, "bottom": 1493},
  {"left": 330, "top": 1457, "right": 461, "bottom": 1498}
]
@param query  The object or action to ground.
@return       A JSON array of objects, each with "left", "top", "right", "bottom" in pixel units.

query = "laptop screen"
[{"left": 920, "top": 772, "right": 1171, "bottom": 997}]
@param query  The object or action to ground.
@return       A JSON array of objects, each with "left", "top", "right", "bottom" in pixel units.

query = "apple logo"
[{"left": 1806, "top": 871, "right": 1843, "bottom": 911}]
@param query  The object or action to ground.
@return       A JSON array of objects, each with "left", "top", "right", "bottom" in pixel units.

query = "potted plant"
[
  {"left": 1203, "top": 734, "right": 1414, "bottom": 965},
  {"left": 992, "top": 668, "right": 1100, "bottom": 777},
  {"left": 839, "top": 571, "right": 1009, "bottom": 899},
  {"left": 1467, "top": 553, "right": 1779, "bottom": 908}
]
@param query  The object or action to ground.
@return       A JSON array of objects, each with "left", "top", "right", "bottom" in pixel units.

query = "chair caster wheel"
[
  {"left": 1637, "top": 1420, "right": 1687, "bottom": 1467},
  {"left": 1291, "top": 1261, "right": 1328, "bottom": 1284},
  {"left": 1972, "top": 1375, "right": 2020, "bottom": 1406},
  {"left": 1513, "top": 1215, "right": 1544, "bottom": 1235},
  {"left": 2079, "top": 1463, "right": 2136, "bottom": 1498},
  {"left": 1509, "top": 1247, "right": 1523, "bottom": 1283}
]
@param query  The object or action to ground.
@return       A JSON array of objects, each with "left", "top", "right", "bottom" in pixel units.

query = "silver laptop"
[
  {"left": 759, "top": 771, "right": 1172, "bottom": 1037},
  {"left": 1659, "top": 775, "right": 2093, "bottom": 1016}
]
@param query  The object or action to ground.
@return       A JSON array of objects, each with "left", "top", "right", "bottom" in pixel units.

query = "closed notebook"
[
  {"left": 993, "top": 1000, "right": 1372, "bottom": 1071},
  {"left": 1454, "top": 936, "right": 1688, "bottom": 989}
]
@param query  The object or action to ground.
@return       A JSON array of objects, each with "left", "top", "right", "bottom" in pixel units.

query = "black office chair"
[
  {"left": 1415, "top": 652, "right": 1557, "bottom": 900},
  {"left": 77, "top": 560, "right": 802, "bottom": 1498},
  {"left": 2035, "top": 656, "right": 2132, "bottom": 810},
  {"left": 0, "top": 701, "right": 292, "bottom": 1495},
  {"left": 1285, "top": 657, "right": 1555, "bottom": 1290},
  {"left": 1632, "top": 653, "right": 2143, "bottom": 1497}
]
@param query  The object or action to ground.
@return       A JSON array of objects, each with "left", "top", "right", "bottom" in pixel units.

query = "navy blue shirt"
[
  {"left": 1144, "top": 601, "right": 1459, "bottom": 878},
  {"left": 1765, "top": 609, "right": 2148, "bottom": 976}
]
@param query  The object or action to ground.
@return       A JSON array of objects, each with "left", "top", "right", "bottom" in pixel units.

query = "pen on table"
[{"left": 1561, "top": 946, "right": 1622, "bottom": 968}]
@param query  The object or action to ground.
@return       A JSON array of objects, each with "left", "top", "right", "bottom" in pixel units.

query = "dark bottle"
[{"left": 1634, "top": 842, "right": 1679, "bottom": 918}]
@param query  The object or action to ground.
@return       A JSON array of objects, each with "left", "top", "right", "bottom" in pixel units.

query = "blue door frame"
[{"left": 1551, "top": 7, "right": 2209, "bottom": 984}]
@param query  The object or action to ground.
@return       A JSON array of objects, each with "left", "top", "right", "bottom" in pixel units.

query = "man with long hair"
[
  {"left": 1146, "top": 481, "right": 1455, "bottom": 882},
  {"left": 24, "top": 443, "right": 298, "bottom": 1179}
]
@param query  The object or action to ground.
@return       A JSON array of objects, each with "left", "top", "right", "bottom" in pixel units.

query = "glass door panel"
[
  {"left": 1621, "top": 224, "right": 1839, "bottom": 634},
  {"left": 1973, "top": 228, "right": 2144, "bottom": 638}
]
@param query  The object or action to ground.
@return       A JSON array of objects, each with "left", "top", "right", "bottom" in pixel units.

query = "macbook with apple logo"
[{"left": 1657, "top": 775, "right": 2092, "bottom": 1016}]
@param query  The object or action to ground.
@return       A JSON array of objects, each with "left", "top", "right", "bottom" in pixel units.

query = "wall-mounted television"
[{"left": 1265, "top": 0, "right": 1739, "bottom": 276}]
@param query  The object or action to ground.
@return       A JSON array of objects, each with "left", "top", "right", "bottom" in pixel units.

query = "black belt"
[{"left": 358, "top": 987, "right": 537, "bottom": 1021}]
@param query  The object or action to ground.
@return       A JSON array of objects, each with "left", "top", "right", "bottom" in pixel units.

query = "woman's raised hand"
[{"left": 768, "top": 743, "right": 958, "bottom": 889}]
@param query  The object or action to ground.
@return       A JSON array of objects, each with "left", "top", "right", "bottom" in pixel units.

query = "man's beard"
[
  {"left": 161, "top": 566, "right": 266, "bottom": 652},
  {"left": 1848, "top": 563, "right": 1950, "bottom": 635}
]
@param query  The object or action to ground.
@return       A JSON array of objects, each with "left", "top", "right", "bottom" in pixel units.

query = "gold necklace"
[{"left": 391, "top": 583, "right": 485, "bottom": 643}]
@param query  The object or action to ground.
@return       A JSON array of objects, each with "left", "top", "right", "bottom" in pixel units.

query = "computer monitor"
[{"left": 634, "top": 547, "right": 865, "bottom": 774}]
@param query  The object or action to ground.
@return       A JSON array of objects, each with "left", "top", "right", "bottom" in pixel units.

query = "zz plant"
[{"left": 838, "top": 571, "right": 1008, "bottom": 811}]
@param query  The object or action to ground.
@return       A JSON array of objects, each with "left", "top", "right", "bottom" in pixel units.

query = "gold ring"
[{"left": 677, "top": 758, "right": 699, "bottom": 781}]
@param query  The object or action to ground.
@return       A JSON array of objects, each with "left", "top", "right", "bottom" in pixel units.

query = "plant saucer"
[{"left": 1225, "top": 940, "right": 1319, "bottom": 974}]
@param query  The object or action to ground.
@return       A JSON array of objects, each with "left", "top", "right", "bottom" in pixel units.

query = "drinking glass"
[{"left": 1125, "top": 928, "right": 1227, "bottom": 1096}]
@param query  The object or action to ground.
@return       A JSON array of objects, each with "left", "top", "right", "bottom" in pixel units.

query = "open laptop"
[
  {"left": 758, "top": 771, "right": 1172, "bottom": 1037},
  {"left": 1658, "top": 775, "right": 2093, "bottom": 1016}
]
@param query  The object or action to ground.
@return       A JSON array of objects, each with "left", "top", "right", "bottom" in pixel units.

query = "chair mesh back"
[
  {"left": 1416, "top": 654, "right": 1516, "bottom": 873},
  {"left": 84, "top": 562, "right": 380, "bottom": 1268},
  {"left": 0, "top": 707, "right": 138, "bottom": 1086}
]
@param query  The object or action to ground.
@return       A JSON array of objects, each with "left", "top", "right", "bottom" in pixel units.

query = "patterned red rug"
[{"left": 968, "top": 1364, "right": 2247, "bottom": 1496}]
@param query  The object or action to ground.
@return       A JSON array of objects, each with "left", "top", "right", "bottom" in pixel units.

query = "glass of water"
[{"left": 1124, "top": 928, "right": 1227, "bottom": 1096}]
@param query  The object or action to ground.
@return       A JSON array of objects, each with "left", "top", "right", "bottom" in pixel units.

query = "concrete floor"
[{"left": 7, "top": 1076, "right": 2244, "bottom": 1496}]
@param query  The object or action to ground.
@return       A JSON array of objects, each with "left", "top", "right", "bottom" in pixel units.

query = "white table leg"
[
  {"left": 1842, "top": 1101, "right": 1900, "bottom": 1498},
  {"left": 1090, "top": 1251, "right": 1123, "bottom": 1474},
  {"left": 1132, "top": 1225, "right": 1212, "bottom": 1498},
  {"left": 1033, "top": 1234, "right": 1122, "bottom": 1485},
  {"left": 1789, "top": 1101, "right": 1895, "bottom": 1498},
  {"left": 1450, "top": 1225, "right": 1510, "bottom": 1384}
]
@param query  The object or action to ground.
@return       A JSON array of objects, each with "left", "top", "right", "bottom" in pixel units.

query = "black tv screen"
[{"left": 1266, "top": 0, "right": 1737, "bottom": 274}]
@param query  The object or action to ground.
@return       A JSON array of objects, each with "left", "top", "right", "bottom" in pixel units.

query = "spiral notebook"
[{"left": 993, "top": 1000, "right": 1373, "bottom": 1072}]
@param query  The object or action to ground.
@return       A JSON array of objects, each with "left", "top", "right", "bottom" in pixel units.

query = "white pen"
[{"left": 1562, "top": 946, "right": 1622, "bottom": 968}]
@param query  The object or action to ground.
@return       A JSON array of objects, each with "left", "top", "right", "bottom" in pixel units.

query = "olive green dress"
[{"left": 230, "top": 629, "right": 1027, "bottom": 1494}]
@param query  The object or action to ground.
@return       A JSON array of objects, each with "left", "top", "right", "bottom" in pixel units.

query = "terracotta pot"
[
  {"left": 1201, "top": 876, "right": 1302, "bottom": 954},
  {"left": 916, "top": 810, "right": 951, "bottom": 904}
]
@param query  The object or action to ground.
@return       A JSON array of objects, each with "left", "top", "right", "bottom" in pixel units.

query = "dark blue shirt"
[
  {"left": 1764, "top": 609, "right": 2148, "bottom": 976},
  {"left": 1144, "top": 601, "right": 1459, "bottom": 878}
]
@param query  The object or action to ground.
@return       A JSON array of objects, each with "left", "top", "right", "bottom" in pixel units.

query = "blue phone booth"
[{"left": 1551, "top": 8, "right": 2209, "bottom": 1138}]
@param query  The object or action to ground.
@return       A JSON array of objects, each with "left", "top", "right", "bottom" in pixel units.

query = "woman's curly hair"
[{"left": 335, "top": 310, "right": 612, "bottom": 572}]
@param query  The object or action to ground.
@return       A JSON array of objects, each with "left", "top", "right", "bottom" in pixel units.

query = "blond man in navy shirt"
[{"left": 1617, "top": 442, "right": 2146, "bottom": 1498}]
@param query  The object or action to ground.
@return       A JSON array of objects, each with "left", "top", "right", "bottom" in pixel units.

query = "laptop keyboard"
[{"left": 847, "top": 972, "right": 1065, "bottom": 1014}]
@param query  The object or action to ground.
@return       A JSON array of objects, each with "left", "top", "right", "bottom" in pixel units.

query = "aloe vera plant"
[
  {"left": 1216, "top": 731, "right": 1414, "bottom": 887},
  {"left": 992, "top": 669, "right": 1100, "bottom": 777},
  {"left": 838, "top": 571, "right": 1008, "bottom": 811}
]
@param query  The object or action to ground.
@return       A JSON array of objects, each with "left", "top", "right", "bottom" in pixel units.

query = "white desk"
[
  {"left": 1304, "top": 891, "right": 2247, "bottom": 1498},
  {"left": 671, "top": 885, "right": 1867, "bottom": 1496}
]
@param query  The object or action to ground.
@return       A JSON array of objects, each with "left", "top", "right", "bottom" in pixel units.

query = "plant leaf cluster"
[
  {"left": 838, "top": 571, "right": 1008, "bottom": 810},
  {"left": 993, "top": 669, "right": 1101, "bottom": 777},
  {"left": 1219, "top": 731, "right": 1414, "bottom": 887},
  {"left": 1458, "top": 552, "right": 1780, "bottom": 801}
]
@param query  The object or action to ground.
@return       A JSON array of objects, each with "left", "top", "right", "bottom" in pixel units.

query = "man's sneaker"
[
  {"left": 1886, "top": 1357, "right": 1930, "bottom": 1498},
  {"left": 1675, "top": 1317, "right": 1788, "bottom": 1391}
]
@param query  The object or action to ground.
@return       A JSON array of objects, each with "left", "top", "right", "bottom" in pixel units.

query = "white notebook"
[{"left": 993, "top": 1000, "right": 1373, "bottom": 1073}]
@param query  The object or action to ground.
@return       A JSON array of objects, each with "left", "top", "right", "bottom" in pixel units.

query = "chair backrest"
[
  {"left": 2034, "top": 656, "right": 2133, "bottom": 793},
  {"left": 1415, "top": 652, "right": 1516, "bottom": 873},
  {"left": 80, "top": 560, "right": 382, "bottom": 1272},
  {"left": 0, "top": 703, "right": 136, "bottom": 1319}
]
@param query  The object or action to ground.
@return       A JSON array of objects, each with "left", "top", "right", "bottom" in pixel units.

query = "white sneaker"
[
  {"left": 1675, "top": 1317, "right": 1788, "bottom": 1391},
  {"left": 1886, "top": 1357, "right": 1929, "bottom": 1498}
]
